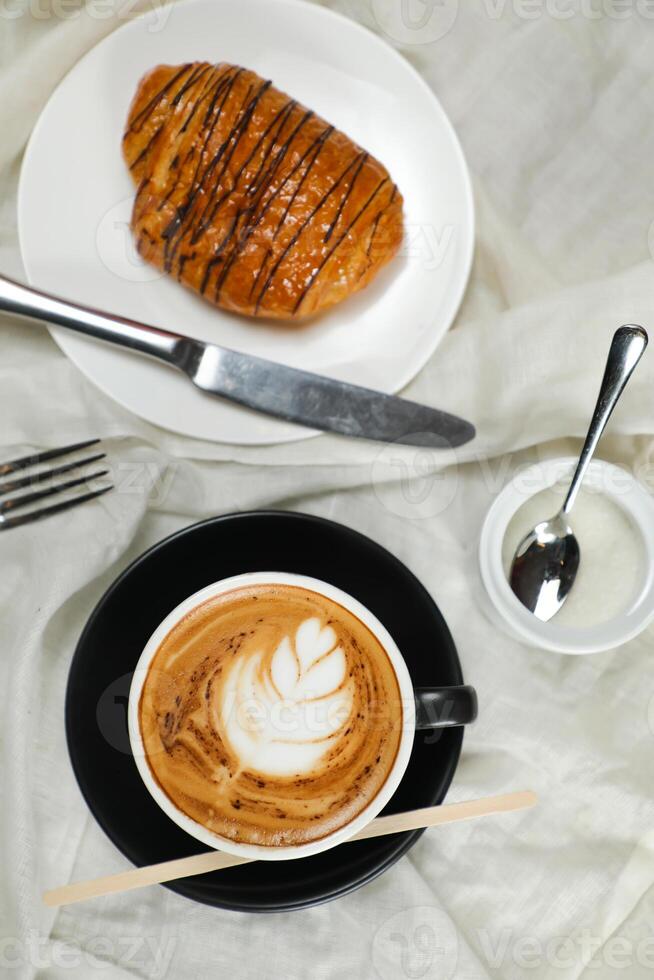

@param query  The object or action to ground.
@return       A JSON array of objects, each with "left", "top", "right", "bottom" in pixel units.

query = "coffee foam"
[
  {"left": 138, "top": 584, "right": 402, "bottom": 847},
  {"left": 219, "top": 617, "right": 352, "bottom": 777}
]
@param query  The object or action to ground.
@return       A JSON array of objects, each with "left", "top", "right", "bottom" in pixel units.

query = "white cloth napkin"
[{"left": 2, "top": 2, "right": 654, "bottom": 978}]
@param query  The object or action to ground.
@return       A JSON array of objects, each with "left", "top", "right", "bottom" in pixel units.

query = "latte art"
[
  {"left": 138, "top": 584, "right": 402, "bottom": 846},
  {"left": 221, "top": 617, "right": 353, "bottom": 777}
]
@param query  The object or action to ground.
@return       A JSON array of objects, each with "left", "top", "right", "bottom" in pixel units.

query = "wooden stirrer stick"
[{"left": 43, "top": 791, "right": 536, "bottom": 908}]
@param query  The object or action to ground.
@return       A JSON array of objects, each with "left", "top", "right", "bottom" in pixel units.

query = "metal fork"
[{"left": 0, "top": 439, "right": 113, "bottom": 531}]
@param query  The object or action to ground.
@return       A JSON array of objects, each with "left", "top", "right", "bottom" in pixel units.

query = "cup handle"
[{"left": 414, "top": 686, "right": 478, "bottom": 730}]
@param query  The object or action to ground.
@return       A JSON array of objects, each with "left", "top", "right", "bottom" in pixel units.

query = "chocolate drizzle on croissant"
[{"left": 123, "top": 62, "right": 404, "bottom": 319}]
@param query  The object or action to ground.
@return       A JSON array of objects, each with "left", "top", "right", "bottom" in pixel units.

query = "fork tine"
[
  {"left": 0, "top": 485, "right": 113, "bottom": 531},
  {"left": 0, "top": 453, "right": 106, "bottom": 496},
  {"left": 0, "top": 439, "right": 101, "bottom": 478},
  {"left": 0, "top": 471, "right": 109, "bottom": 514}
]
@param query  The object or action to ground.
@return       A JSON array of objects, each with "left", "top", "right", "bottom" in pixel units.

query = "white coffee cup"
[{"left": 128, "top": 572, "right": 476, "bottom": 861}]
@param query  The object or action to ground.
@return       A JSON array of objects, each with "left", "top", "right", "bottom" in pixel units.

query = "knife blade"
[
  {"left": 192, "top": 344, "right": 474, "bottom": 447},
  {"left": 0, "top": 274, "right": 475, "bottom": 448}
]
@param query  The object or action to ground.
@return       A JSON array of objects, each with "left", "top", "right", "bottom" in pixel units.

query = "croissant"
[{"left": 122, "top": 62, "right": 404, "bottom": 320}]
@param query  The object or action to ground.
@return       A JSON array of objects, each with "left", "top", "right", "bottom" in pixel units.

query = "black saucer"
[{"left": 66, "top": 511, "right": 466, "bottom": 912}]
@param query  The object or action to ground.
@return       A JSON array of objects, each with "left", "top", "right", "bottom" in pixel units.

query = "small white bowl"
[{"left": 479, "top": 457, "right": 654, "bottom": 654}]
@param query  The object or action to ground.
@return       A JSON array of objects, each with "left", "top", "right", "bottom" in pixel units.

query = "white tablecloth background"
[{"left": 2, "top": 2, "right": 654, "bottom": 977}]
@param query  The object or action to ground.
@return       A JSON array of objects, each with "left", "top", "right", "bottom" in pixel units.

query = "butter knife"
[{"left": 0, "top": 274, "right": 475, "bottom": 448}]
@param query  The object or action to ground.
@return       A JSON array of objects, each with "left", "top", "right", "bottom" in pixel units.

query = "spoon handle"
[{"left": 562, "top": 325, "right": 648, "bottom": 515}]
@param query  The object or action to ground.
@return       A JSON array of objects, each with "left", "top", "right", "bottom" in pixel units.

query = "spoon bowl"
[{"left": 510, "top": 513, "right": 580, "bottom": 621}]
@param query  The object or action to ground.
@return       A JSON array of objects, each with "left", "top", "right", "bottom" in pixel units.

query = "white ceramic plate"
[{"left": 18, "top": 0, "right": 474, "bottom": 445}]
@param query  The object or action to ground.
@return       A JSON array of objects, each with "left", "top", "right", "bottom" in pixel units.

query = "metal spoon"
[{"left": 510, "top": 324, "right": 648, "bottom": 621}]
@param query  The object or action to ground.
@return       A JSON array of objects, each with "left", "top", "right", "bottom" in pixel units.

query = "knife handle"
[{"left": 0, "top": 273, "right": 196, "bottom": 369}]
